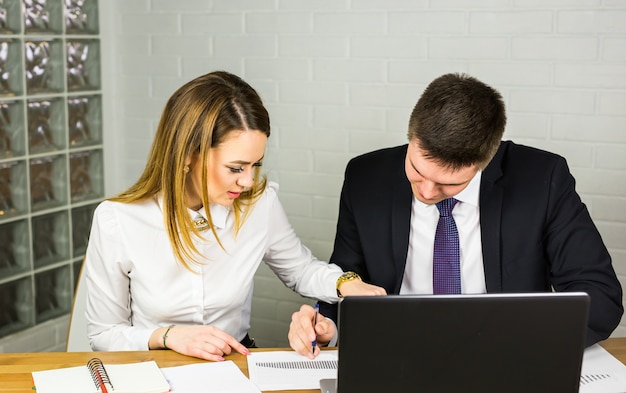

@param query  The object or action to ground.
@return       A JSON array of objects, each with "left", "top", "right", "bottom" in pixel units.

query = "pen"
[{"left": 312, "top": 303, "right": 319, "bottom": 354}]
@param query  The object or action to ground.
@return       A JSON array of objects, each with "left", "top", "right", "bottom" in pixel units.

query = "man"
[{"left": 288, "top": 73, "right": 623, "bottom": 358}]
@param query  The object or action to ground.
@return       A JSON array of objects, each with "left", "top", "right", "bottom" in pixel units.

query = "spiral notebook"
[{"left": 32, "top": 358, "right": 170, "bottom": 393}]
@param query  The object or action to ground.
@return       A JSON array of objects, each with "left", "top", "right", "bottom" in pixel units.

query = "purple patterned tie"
[{"left": 433, "top": 198, "right": 461, "bottom": 294}]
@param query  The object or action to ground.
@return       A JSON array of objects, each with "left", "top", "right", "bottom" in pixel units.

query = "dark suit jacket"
[{"left": 320, "top": 141, "right": 623, "bottom": 346}]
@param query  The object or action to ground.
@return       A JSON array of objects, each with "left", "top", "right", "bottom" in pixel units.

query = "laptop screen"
[{"left": 333, "top": 292, "right": 589, "bottom": 393}]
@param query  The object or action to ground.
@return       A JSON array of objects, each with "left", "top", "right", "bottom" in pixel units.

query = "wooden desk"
[{"left": 2, "top": 339, "right": 626, "bottom": 393}]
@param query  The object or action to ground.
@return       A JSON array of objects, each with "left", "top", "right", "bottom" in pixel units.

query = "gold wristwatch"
[{"left": 336, "top": 271, "right": 361, "bottom": 298}]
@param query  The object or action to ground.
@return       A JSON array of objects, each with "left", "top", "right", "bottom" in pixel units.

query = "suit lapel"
[
  {"left": 388, "top": 143, "right": 508, "bottom": 293},
  {"left": 480, "top": 143, "right": 506, "bottom": 292},
  {"left": 391, "top": 146, "right": 413, "bottom": 293}
]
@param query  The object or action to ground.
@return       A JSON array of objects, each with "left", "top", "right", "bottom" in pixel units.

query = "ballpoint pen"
[{"left": 312, "top": 303, "right": 319, "bottom": 354}]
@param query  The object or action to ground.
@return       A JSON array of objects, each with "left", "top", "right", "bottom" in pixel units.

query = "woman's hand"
[
  {"left": 149, "top": 325, "right": 250, "bottom": 361},
  {"left": 288, "top": 304, "right": 336, "bottom": 359}
]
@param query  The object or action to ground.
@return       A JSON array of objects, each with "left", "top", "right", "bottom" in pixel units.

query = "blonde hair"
[{"left": 110, "top": 71, "right": 270, "bottom": 271}]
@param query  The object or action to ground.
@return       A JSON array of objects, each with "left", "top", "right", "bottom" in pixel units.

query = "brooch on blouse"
[{"left": 193, "top": 215, "right": 209, "bottom": 231}]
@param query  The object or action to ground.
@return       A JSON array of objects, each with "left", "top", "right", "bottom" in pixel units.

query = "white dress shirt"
[
  {"left": 85, "top": 182, "right": 342, "bottom": 351},
  {"left": 400, "top": 172, "right": 486, "bottom": 294}
]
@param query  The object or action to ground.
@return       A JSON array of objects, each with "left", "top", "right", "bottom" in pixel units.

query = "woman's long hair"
[{"left": 110, "top": 71, "right": 270, "bottom": 270}]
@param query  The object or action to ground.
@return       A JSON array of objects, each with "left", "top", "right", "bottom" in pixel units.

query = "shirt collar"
[
  {"left": 188, "top": 204, "right": 229, "bottom": 230},
  {"left": 205, "top": 203, "right": 229, "bottom": 229},
  {"left": 156, "top": 194, "right": 230, "bottom": 229},
  {"left": 453, "top": 170, "right": 482, "bottom": 207}
]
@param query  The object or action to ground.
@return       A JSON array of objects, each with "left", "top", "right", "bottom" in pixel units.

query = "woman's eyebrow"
[{"left": 228, "top": 155, "right": 265, "bottom": 165}]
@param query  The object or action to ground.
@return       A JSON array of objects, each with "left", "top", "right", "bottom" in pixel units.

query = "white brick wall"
[
  {"left": 8, "top": 0, "right": 623, "bottom": 352},
  {"left": 102, "top": 0, "right": 626, "bottom": 347}
]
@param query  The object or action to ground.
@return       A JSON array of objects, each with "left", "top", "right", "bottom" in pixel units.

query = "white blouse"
[{"left": 85, "top": 182, "right": 342, "bottom": 351}]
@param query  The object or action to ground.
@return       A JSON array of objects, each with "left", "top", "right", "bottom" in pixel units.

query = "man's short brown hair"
[{"left": 407, "top": 73, "right": 506, "bottom": 170}]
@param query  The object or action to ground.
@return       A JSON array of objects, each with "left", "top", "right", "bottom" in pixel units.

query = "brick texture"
[
  {"left": 101, "top": 0, "right": 626, "bottom": 345},
  {"left": 6, "top": 0, "right": 624, "bottom": 353}
]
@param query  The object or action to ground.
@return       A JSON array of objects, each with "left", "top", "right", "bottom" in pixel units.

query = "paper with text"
[
  {"left": 247, "top": 350, "right": 338, "bottom": 391},
  {"left": 580, "top": 344, "right": 626, "bottom": 393}
]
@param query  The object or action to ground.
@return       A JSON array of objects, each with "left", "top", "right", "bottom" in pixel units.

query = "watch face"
[
  {"left": 337, "top": 272, "right": 361, "bottom": 298},
  {"left": 338, "top": 272, "right": 360, "bottom": 287}
]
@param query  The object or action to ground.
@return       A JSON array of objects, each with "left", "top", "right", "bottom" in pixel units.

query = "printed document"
[
  {"left": 580, "top": 344, "right": 626, "bottom": 393},
  {"left": 247, "top": 350, "right": 338, "bottom": 391}
]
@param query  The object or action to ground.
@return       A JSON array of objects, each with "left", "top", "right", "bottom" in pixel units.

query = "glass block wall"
[{"left": 0, "top": 0, "right": 102, "bottom": 341}]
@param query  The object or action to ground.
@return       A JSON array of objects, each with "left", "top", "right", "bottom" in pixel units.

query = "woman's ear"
[{"left": 185, "top": 150, "right": 201, "bottom": 167}]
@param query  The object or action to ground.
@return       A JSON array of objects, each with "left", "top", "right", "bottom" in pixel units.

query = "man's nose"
[{"left": 419, "top": 180, "right": 439, "bottom": 200}]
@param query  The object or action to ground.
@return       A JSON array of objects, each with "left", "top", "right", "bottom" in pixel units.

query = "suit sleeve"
[
  {"left": 545, "top": 157, "right": 623, "bottom": 346},
  {"left": 319, "top": 160, "right": 367, "bottom": 323},
  {"left": 319, "top": 148, "right": 412, "bottom": 323}
]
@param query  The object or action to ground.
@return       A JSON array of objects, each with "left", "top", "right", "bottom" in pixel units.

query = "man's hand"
[
  {"left": 288, "top": 304, "right": 336, "bottom": 359},
  {"left": 338, "top": 279, "right": 387, "bottom": 297}
]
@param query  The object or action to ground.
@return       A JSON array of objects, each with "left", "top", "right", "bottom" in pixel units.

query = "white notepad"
[{"left": 32, "top": 359, "right": 170, "bottom": 393}]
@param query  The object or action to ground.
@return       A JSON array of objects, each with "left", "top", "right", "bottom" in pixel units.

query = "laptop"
[{"left": 320, "top": 292, "right": 589, "bottom": 393}]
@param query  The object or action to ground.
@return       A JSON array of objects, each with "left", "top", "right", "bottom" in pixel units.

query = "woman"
[{"left": 85, "top": 71, "right": 383, "bottom": 361}]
